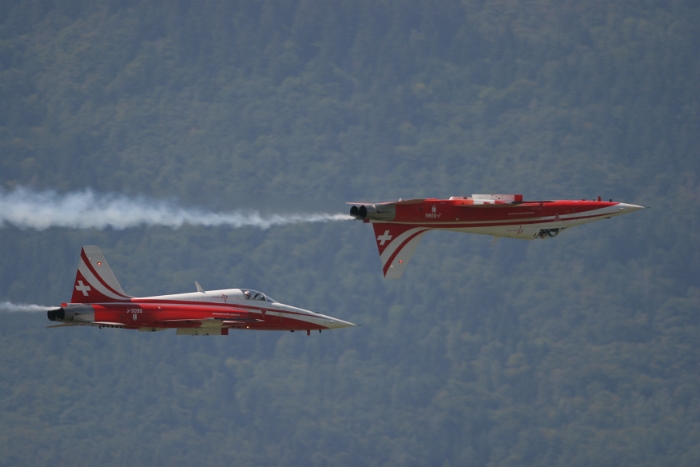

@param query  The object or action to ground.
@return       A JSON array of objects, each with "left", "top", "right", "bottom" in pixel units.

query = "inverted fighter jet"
[
  {"left": 47, "top": 246, "right": 354, "bottom": 335},
  {"left": 349, "top": 194, "right": 645, "bottom": 279}
]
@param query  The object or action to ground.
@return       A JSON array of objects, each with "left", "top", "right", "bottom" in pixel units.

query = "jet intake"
[{"left": 349, "top": 204, "right": 396, "bottom": 221}]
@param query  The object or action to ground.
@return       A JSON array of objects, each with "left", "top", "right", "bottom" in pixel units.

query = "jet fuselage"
[
  {"left": 48, "top": 246, "right": 354, "bottom": 335},
  {"left": 349, "top": 194, "right": 645, "bottom": 278}
]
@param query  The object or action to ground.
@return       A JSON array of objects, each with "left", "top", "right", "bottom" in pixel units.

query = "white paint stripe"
[
  {"left": 384, "top": 231, "right": 426, "bottom": 279},
  {"left": 78, "top": 263, "right": 129, "bottom": 300},
  {"left": 379, "top": 227, "right": 426, "bottom": 265}
]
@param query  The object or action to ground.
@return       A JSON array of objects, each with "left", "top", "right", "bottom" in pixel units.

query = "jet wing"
[
  {"left": 158, "top": 317, "right": 263, "bottom": 328},
  {"left": 46, "top": 322, "right": 81, "bottom": 328}
]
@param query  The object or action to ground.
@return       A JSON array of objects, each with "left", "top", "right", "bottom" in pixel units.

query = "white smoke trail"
[
  {"left": 0, "top": 301, "right": 53, "bottom": 312},
  {"left": 0, "top": 187, "right": 352, "bottom": 231}
]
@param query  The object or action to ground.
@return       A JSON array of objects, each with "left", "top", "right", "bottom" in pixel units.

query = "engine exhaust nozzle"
[
  {"left": 47, "top": 308, "right": 65, "bottom": 321},
  {"left": 349, "top": 204, "right": 396, "bottom": 221}
]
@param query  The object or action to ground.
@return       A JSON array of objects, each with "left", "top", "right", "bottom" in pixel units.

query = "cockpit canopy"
[{"left": 242, "top": 289, "right": 276, "bottom": 303}]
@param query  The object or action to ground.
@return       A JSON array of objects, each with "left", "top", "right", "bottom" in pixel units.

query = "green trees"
[{"left": 1, "top": 0, "right": 699, "bottom": 465}]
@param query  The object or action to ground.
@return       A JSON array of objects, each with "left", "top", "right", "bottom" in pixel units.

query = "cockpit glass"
[{"left": 242, "top": 290, "right": 275, "bottom": 303}]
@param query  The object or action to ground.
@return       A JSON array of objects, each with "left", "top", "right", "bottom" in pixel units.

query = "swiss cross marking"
[
  {"left": 75, "top": 280, "right": 91, "bottom": 296},
  {"left": 377, "top": 230, "right": 393, "bottom": 245}
]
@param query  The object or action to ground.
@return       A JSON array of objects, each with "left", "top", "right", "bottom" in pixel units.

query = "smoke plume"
[
  {"left": 0, "top": 187, "right": 351, "bottom": 231},
  {"left": 0, "top": 302, "right": 53, "bottom": 313}
]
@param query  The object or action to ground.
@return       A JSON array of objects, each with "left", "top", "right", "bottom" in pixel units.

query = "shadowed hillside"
[{"left": 1, "top": 1, "right": 699, "bottom": 466}]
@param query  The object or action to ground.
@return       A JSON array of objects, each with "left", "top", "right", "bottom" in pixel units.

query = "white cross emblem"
[
  {"left": 377, "top": 230, "right": 393, "bottom": 245},
  {"left": 75, "top": 280, "right": 91, "bottom": 296}
]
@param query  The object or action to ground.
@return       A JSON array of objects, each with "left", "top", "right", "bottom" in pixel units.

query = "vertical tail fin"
[
  {"left": 70, "top": 246, "right": 131, "bottom": 303},
  {"left": 371, "top": 223, "right": 428, "bottom": 279}
]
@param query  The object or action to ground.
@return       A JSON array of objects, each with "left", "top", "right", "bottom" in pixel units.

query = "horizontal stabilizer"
[
  {"left": 47, "top": 321, "right": 125, "bottom": 328},
  {"left": 346, "top": 198, "right": 425, "bottom": 205}
]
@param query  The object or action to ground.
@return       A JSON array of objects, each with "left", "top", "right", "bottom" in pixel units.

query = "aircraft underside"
[{"left": 393, "top": 210, "right": 614, "bottom": 240}]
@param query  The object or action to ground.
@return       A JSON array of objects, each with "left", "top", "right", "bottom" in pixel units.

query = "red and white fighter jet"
[
  {"left": 349, "top": 194, "right": 645, "bottom": 279},
  {"left": 47, "top": 246, "right": 354, "bottom": 335}
]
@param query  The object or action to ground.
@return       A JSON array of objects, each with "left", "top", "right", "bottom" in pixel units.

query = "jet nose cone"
[
  {"left": 324, "top": 317, "right": 356, "bottom": 329},
  {"left": 617, "top": 203, "right": 646, "bottom": 214}
]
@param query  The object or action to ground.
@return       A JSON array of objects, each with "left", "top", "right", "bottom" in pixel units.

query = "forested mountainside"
[{"left": 1, "top": 1, "right": 699, "bottom": 466}]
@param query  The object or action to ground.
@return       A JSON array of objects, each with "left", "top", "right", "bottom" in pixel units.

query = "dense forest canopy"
[{"left": 1, "top": 0, "right": 699, "bottom": 466}]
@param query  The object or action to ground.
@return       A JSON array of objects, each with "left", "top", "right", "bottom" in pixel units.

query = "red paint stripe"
[
  {"left": 383, "top": 229, "right": 426, "bottom": 276},
  {"left": 81, "top": 250, "right": 129, "bottom": 299}
]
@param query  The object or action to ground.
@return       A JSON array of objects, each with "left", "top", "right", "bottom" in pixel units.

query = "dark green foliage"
[{"left": 1, "top": 0, "right": 699, "bottom": 465}]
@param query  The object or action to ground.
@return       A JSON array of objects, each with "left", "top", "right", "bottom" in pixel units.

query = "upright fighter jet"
[
  {"left": 349, "top": 194, "right": 645, "bottom": 279},
  {"left": 47, "top": 246, "right": 354, "bottom": 335}
]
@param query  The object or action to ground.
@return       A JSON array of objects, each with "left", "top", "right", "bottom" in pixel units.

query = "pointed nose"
[
  {"left": 324, "top": 317, "right": 355, "bottom": 329},
  {"left": 617, "top": 203, "right": 646, "bottom": 214}
]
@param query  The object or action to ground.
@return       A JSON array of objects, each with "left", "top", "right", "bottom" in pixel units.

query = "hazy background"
[{"left": 1, "top": 0, "right": 699, "bottom": 465}]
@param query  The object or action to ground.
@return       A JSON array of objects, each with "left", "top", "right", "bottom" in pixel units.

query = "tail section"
[
  {"left": 372, "top": 223, "right": 428, "bottom": 279},
  {"left": 70, "top": 246, "right": 131, "bottom": 303}
]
